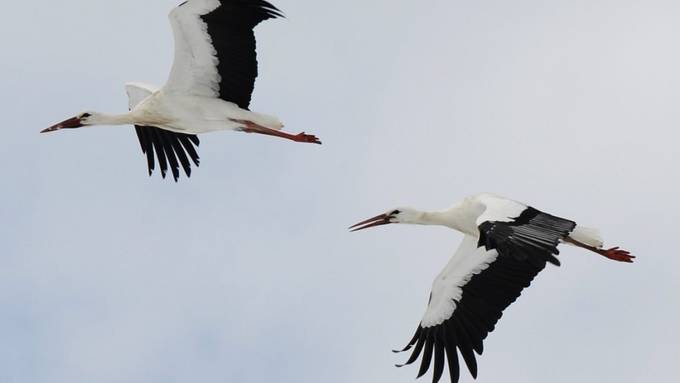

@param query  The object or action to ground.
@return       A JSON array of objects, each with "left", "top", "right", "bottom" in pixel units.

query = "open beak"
[
  {"left": 41, "top": 116, "right": 83, "bottom": 133},
  {"left": 349, "top": 213, "right": 394, "bottom": 232}
]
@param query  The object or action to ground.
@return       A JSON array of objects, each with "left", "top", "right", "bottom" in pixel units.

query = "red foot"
[
  {"left": 293, "top": 132, "right": 322, "bottom": 145},
  {"left": 599, "top": 247, "right": 635, "bottom": 263}
]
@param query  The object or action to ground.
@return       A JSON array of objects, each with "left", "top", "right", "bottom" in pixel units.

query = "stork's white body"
[{"left": 124, "top": 83, "right": 281, "bottom": 134}]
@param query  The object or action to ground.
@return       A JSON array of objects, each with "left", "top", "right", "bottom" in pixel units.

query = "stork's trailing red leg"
[
  {"left": 564, "top": 237, "right": 635, "bottom": 263},
  {"left": 233, "top": 120, "right": 321, "bottom": 145}
]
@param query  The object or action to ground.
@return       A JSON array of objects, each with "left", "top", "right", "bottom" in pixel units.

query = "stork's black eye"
[
  {"left": 81, "top": 113, "right": 91, "bottom": 118},
  {"left": 391, "top": 210, "right": 401, "bottom": 215}
]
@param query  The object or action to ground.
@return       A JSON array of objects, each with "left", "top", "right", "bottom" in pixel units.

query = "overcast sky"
[{"left": 1, "top": 0, "right": 679, "bottom": 382}]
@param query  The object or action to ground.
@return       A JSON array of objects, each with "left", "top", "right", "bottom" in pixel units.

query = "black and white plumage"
[
  {"left": 126, "top": 83, "right": 201, "bottom": 180},
  {"left": 43, "top": 0, "right": 320, "bottom": 182},
  {"left": 165, "top": 0, "right": 283, "bottom": 109},
  {"left": 350, "top": 193, "right": 634, "bottom": 383}
]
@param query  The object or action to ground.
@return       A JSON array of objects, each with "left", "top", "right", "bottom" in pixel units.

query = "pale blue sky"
[{"left": 1, "top": 0, "right": 679, "bottom": 382}]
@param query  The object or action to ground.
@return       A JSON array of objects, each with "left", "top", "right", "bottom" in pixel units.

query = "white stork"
[
  {"left": 42, "top": 0, "right": 320, "bottom": 181},
  {"left": 350, "top": 193, "right": 634, "bottom": 383}
]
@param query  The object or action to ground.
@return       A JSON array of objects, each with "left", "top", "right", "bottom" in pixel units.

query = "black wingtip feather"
[
  {"left": 135, "top": 126, "right": 155, "bottom": 175},
  {"left": 442, "top": 326, "right": 461, "bottom": 383},
  {"left": 398, "top": 335, "right": 426, "bottom": 368},
  {"left": 254, "top": 0, "right": 285, "bottom": 19},
  {"left": 178, "top": 135, "right": 200, "bottom": 167},
  {"left": 158, "top": 131, "right": 181, "bottom": 182},
  {"left": 446, "top": 348, "right": 460, "bottom": 383},
  {"left": 455, "top": 312, "right": 484, "bottom": 355},
  {"left": 416, "top": 337, "right": 434, "bottom": 378},
  {"left": 150, "top": 129, "right": 169, "bottom": 179},
  {"left": 134, "top": 126, "right": 200, "bottom": 181},
  {"left": 546, "top": 254, "right": 561, "bottom": 266},
  {"left": 454, "top": 322, "right": 478, "bottom": 378},
  {"left": 394, "top": 327, "right": 422, "bottom": 353},
  {"left": 432, "top": 341, "right": 446, "bottom": 383}
]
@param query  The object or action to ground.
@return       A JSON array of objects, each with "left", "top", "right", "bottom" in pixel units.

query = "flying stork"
[
  {"left": 42, "top": 0, "right": 320, "bottom": 181},
  {"left": 350, "top": 193, "right": 634, "bottom": 383}
]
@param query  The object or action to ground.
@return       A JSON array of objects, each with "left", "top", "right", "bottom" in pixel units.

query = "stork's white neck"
[
  {"left": 86, "top": 112, "right": 136, "bottom": 126},
  {"left": 415, "top": 211, "right": 455, "bottom": 226},
  {"left": 397, "top": 205, "right": 479, "bottom": 235}
]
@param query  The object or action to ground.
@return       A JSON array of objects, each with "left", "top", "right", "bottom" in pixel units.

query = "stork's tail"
[{"left": 568, "top": 226, "right": 604, "bottom": 248}]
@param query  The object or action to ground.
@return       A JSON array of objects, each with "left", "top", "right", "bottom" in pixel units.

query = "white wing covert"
[{"left": 421, "top": 236, "right": 498, "bottom": 328}]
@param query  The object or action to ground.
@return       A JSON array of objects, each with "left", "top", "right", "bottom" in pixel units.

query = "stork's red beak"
[
  {"left": 41, "top": 116, "right": 83, "bottom": 133},
  {"left": 349, "top": 213, "right": 394, "bottom": 232}
]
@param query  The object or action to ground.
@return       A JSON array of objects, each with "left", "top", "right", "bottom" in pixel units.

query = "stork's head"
[
  {"left": 41, "top": 112, "right": 94, "bottom": 133},
  {"left": 349, "top": 208, "right": 423, "bottom": 231}
]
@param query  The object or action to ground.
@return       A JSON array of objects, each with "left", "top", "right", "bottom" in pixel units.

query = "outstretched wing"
[
  {"left": 125, "top": 83, "right": 200, "bottom": 181},
  {"left": 396, "top": 236, "right": 548, "bottom": 383},
  {"left": 165, "top": 0, "right": 283, "bottom": 110}
]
